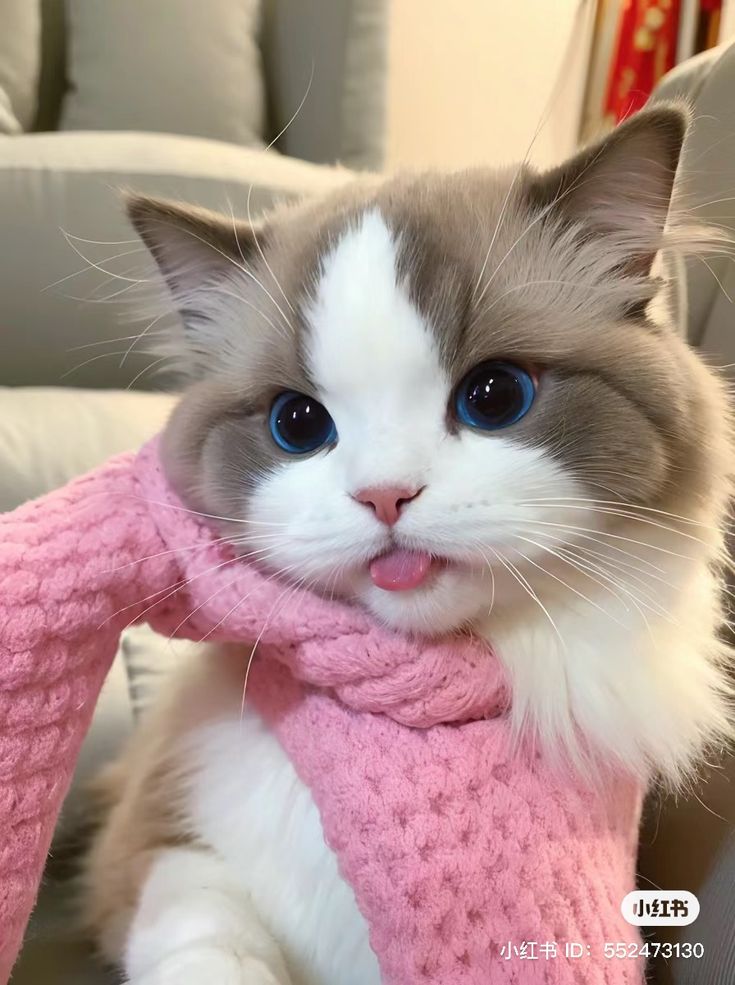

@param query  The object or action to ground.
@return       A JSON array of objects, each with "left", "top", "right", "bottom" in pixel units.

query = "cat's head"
[{"left": 129, "top": 106, "right": 730, "bottom": 644}]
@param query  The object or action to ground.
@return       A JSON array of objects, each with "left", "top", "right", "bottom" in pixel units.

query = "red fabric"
[{"left": 605, "top": 0, "right": 681, "bottom": 122}]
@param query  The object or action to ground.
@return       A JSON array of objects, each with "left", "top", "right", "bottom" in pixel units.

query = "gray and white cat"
[{"left": 81, "top": 106, "right": 733, "bottom": 985}]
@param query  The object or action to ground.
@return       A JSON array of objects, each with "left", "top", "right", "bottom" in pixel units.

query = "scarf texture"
[{"left": 0, "top": 440, "right": 643, "bottom": 983}]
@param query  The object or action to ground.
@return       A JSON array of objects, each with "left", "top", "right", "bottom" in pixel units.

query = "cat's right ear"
[{"left": 126, "top": 194, "right": 261, "bottom": 304}]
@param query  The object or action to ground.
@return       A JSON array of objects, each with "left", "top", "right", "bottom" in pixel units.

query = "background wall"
[
  {"left": 721, "top": 0, "right": 735, "bottom": 40},
  {"left": 385, "top": 0, "right": 596, "bottom": 173}
]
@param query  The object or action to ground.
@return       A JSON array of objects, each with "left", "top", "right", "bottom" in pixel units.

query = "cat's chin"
[{"left": 354, "top": 564, "right": 491, "bottom": 636}]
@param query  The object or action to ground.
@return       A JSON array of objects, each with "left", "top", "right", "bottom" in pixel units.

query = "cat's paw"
[{"left": 128, "top": 945, "right": 289, "bottom": 985}]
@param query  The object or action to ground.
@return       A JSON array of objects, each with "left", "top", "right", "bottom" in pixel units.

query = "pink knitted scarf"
[{"left": 0, "top": 440, "right": 643, "bottom": 984}]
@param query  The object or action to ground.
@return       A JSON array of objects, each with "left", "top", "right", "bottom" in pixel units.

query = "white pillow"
[
  {"left": 61, "top": 0, "right": 266, "bottom": 147},
  {"left": 0, "top": 387, "right": 174, "bottom": 511},
  {"left": 0, "top": 0, "right": 40, "bottom": 131}
]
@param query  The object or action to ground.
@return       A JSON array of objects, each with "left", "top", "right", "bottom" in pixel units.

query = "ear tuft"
[
  {"left": 125, "top": 194, "right": 258, "bottom": 298},
  {"left": 122, "top": 194, "right": 267, "bottom": 378},
  {"left": 530, "top": 103, "right": 690, "bottom": 275}
]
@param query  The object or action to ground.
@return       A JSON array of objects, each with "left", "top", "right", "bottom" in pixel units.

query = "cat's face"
[
  {"left": 217, "top": 207, "right": 588, "bottom": 634},
  {"left": 131, "top": 106, "right": 727, "bottom": 637}
]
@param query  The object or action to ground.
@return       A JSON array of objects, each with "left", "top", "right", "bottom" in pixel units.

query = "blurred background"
[
  {"left": 389, "top": 0, "right": 735, "bottom": 169},
  {"left": 1, "top": 2, "right": 734, "bottom": 984},
  {"left": 1, "top": 0, "right": 735, "bottom": 388}
]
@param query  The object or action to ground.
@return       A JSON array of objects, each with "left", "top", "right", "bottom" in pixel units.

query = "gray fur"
[{"left": 127, "top": 104, "right": 728, "bottom": 528}]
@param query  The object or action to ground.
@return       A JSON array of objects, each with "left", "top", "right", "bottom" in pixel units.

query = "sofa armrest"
[{"left": 653, "top": 41, "right": 735, "bottom": 359}]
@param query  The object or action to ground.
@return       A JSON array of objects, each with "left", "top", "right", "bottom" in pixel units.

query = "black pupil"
[
  {"left": 465, "top": 366, "right": 523, "bottom": 426},
  {"left": 277, "top": 396, "right": 332, "bottom": 449}
]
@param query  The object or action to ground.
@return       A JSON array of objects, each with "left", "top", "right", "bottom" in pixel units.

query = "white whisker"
[
  {"left": 173, "top": 222, "right": 295, "bottom": 337},
  {"left": 246, "top": 184, "right": 295, "bottom": 316},
  {"left": 130, "top": 496, "right": 288, "bottom": 527},
  {"left": 60, "top": 349, "right": 148, "bottom": 379},
  {"left": 489, "top": 546, "right": 566, "bottom": 650},
  {"left": 125, "top": 354, "right": 169, "bottom": 389},
  {"left": 44, "top": 244, "right": 147, "bottom": 291},
  {"left": 57, "top": 230, "right": 149, "bottom": 284},
  {"left": 520, "top": 519, "right": 699, "bottom": 561}
]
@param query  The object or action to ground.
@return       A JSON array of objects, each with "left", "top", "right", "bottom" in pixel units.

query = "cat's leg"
[
  {"left": 123, "top": 846, "right": 292, "bottom": 985},
  {"left": 79, "top": 646, "right": 294, "bottom": 985},
  {"left": 81, "top": 646, "right": 376, "bottom": 983}
]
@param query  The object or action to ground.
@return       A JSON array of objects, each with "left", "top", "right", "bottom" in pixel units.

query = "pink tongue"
[{"left": 369, "top": 549, "right": 433, "bottom": 592}]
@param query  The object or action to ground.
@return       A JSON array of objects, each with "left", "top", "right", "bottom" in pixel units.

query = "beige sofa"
[
  {"left": 653, "top": 41, "right": 735, "bottom": 369},
  {"left": 2, "top": 19, "right": 734, "bottom": 985},
  {"left": 641, "top": 42, "right": 735, "bottom": 985},
  {"left": 0, "top": 0, "right": 386, "bottom": 389}
]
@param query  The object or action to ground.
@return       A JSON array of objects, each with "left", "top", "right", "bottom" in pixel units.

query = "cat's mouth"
[{"left": 368, "top": 548, "right": 445, "bottom": 592}]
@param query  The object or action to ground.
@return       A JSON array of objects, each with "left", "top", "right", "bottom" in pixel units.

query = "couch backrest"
[
  {"left": 653, "top": 40, "right": 735, "bottom": 362},
  {"left": 33, "top": 0, "right": 386, "bottom": 170},
  {"left": 34, "top": 0, "right": 65, "bottom": 132}
]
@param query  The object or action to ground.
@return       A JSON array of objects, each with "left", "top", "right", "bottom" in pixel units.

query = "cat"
[{"left": 80, "top": 104, "right": 733, "bottom": 985}]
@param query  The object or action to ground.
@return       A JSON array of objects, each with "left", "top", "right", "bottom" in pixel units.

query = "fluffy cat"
[{"left": 81, "top": 105, "right": 733, "bottom": 985}]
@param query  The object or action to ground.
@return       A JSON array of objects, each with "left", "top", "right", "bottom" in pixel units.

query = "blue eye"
[
  {"left": 454, "top": 361, "right": 536, "bottom": 431},
  {"left": 269, "top": 391, "right": 337, "bottom": 454}
]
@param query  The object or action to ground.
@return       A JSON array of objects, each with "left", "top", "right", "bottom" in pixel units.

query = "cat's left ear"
[
  {"left": 125, "top": 194, "right": 261, "bottom": 303},
  {"left": 529, "top": 103, "right": 689, "bottom": 276}
]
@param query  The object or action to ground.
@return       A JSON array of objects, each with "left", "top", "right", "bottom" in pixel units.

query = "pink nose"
[{"left": 353, "top": 485, "right": 423, "bottom": 526}]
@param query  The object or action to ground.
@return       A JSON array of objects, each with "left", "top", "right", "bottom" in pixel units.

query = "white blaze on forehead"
[{"left": 305, "top": 209, "right": 446, "bottom": 420}]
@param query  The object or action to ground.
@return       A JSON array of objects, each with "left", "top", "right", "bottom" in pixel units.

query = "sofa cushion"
[
  {"left": 61, "top": 0, "right": 266, "bottom": 147},
  {"left": 0, "top": 131, "right": 354, "bottom": 388},
  {"left": 0, "top": 386, "right": 174, "bottom": 509},
  {"left": 0, "top": 0, "right": 40, "bottom": 131}
]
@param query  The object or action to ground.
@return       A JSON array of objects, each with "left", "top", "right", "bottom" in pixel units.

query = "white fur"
[
  {"left": 124, "top": 654, "right": 379, "bottom": 985},
  {"left": 182, "top": 722, "right": 378, "bottom": 985},
  {"left": 125, "top": 847, "right": 291, "bottom": 985}
]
